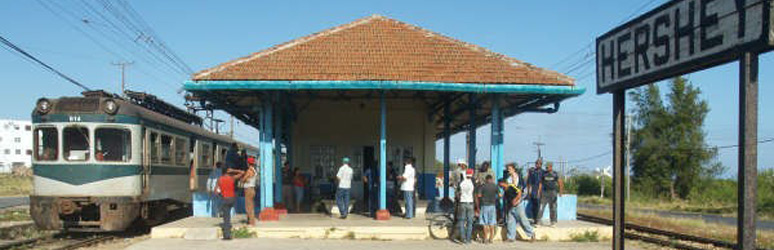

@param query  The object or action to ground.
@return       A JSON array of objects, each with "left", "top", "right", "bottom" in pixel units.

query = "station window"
[
  {"left": 150, "top": 132, "right": 159, "bottom": 163},
  {"left": 63, "top": 126, "right": 90, "bottom": 161},
  {"left": 14, "top": 137, "right": 21, "bottom": 143},
  {"left": 15, "top": 149, "right": 20, "bottom": 155},
  {"left": 3, "top": 149, "right": 9, "bottom": 155},
  {"left": 174, "top": 137, "right": 187, "bottom": 166},
  {"left": 160, "top": 135, "right": 172, "bottom": 165},
  {"left": 95, "top": 128, "right": 131, "bottom": 162},
  {"left": 25, "top": 125, "right": 31, "bottom": 131}
]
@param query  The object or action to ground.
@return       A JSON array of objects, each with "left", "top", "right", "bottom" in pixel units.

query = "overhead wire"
[{"left": 0, "top": 34, "right": 92, "bottom": 91}]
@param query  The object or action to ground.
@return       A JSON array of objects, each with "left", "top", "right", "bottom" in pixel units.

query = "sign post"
[{"left": 596, "top": 1, "right": 774, "bottom": 249}]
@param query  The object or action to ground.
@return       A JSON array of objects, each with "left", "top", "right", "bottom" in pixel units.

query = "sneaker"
[{"left": 549, "top": 223, "right": 556, "bottom": 228}]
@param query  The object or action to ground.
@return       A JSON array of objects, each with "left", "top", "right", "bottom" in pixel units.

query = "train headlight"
[
  {"left": 103, "top": 99, "right": 119, "bottom": 115},
  {"left": 36, "top": 98, "right": 52, "bottom": 114}
]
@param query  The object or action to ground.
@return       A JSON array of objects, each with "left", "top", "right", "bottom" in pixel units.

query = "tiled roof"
[{"left": 193, "top": 15, "right": 574, "bottom": 86}]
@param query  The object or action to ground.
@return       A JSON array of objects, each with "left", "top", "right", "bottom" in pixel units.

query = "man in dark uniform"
[
  {"left": 537, "top": 162, "right": 563, "bottom": 227},
  {"left": 525, "top": 158, "right": 543, "bottom": 224}
]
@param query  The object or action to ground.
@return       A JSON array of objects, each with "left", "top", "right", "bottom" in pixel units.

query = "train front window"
[
  {"left": 95, "top": 128, "right": 131, "bottom": 162},
  {"left": 34, "top": 127, "right": 58, "bottom": 161},
  {"left": 63, "top": 127, "right": 90, "bottom": 161}
]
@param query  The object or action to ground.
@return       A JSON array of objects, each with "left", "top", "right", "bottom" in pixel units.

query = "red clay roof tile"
[{"left": 193, "top": 15, "right": 574, "bottom": 86}]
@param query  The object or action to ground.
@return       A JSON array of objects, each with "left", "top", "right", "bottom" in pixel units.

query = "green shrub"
[
  {"left": 569, "top": 230, "right": 600, "bottom": 242},
  {"left": 231, "top": 227, "right": 256, "bottom": 238}
]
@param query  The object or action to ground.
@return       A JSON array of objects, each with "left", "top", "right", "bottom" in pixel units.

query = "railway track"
[
  {"left": 577, "top": 213, "right": 771, "bottom": 250},
  {"left": 0, "top": 232, "right": 116, "bottom": 250}
]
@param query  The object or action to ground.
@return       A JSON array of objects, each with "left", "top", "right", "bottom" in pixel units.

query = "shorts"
[{"left": 479, "top": 205, "right": 496, "bottom": 225}]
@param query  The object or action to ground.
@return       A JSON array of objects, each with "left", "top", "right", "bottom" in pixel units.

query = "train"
[{"left": 29, "top": 90, "right": 256, "bottom": 231}]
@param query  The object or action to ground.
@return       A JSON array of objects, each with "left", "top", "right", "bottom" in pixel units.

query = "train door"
[{"left": 142, "top": 128, "right": 150, "bottom": 195}]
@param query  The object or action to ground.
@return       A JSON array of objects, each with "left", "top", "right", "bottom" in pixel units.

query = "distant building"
[{"left": 0, "top": 119, "right": 32, "bottom": 173}]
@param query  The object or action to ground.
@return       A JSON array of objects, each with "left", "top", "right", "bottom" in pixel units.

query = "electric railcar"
[{"left": 30, "top": 91, "right": 254, "bottom": 231}]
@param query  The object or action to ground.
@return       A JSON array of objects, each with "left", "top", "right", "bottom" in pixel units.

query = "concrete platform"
[{"left": 151, "top": 213, "right": 610, "bottom": 241}]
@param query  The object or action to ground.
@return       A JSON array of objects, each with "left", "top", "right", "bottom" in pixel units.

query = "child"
[{"left": 216, "top": 166, "right": 243, "bottom": 240}]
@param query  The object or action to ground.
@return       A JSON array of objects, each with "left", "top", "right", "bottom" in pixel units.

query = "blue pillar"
[
  {"left": 274, "top": 98, "right": 283, "bottom": 206},
  {"left": 468, "top": 94, "right": 477, "bottom": 169},
  {"left": 259, "top": 104, "right": 267, "bottom": 209},
  {"left": 379, "top": 91, "right": 387, "bottom": 210},
  {"left": 491, "top": 95, "right": 504, "bottom": 181},
  {"left": 442, "top": 99, "right": 451, "bottom": 199},
  {"left": 262, "top": 99, "right": 275, "bottom": 209}
]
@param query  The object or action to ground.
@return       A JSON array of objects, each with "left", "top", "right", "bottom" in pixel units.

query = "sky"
[{"left": 0, "top": 0, "right": 772, "bottom": 177}]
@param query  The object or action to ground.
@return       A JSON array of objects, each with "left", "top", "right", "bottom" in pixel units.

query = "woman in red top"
[
  {"left": 292, "top": 168, "right": 306, "bottom": 213},
  {"left": 217, "top": 167, "right": 242, "bottom": 240}
]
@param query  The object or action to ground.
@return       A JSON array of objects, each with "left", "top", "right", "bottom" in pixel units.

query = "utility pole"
[
  {"left": 625, "top": 114, "right": 632, "bottom": 202},
  {"left": 229, "top": 115, "right": 234, "bottom": 139},
  {"left": 533, "top": 138, "right": 545, "bottom": 160},
  {"left": 112, "top": 61, "right": 133, "bottom": 95}
]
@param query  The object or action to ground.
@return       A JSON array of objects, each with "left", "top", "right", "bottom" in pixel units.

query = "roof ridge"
[{"left": 193, "top": 15, "right": 385, "bottom": 79}]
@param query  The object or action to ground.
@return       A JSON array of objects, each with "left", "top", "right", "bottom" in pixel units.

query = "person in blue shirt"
[{"left": 525, "top": 158, "right": 543, "bottom": 224}]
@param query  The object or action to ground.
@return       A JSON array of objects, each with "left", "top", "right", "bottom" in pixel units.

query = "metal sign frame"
[{"left": 595, "top": 1, "right": 770, "bottom": 250}]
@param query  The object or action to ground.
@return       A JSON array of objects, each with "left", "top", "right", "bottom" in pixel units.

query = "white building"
[{"left": 0, "top": 119, "right": 32, "bottom": 173}]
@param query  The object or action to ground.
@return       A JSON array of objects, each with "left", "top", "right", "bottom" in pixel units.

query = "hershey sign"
[{"left": 596, "top": 0, "right": 774, "bottom": 93}]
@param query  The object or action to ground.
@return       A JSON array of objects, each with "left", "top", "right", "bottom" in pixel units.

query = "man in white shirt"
[
  {"left": 456, "top": 169, "right": 475, "bottom": 244},
  {"left": 398, "top": 158, "right": 416, "bottom": 219},
  {"left": 335, "top": 157, "right": 353, "bottom": 219}
]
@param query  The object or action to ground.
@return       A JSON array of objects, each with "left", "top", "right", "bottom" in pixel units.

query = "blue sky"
[{"left": 0, "top": 0, "right": 771, "bottom": 177}]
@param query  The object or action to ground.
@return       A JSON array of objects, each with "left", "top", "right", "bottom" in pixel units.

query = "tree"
[{"left": 630, "top": 76, "right": 721, "bottom": 199}]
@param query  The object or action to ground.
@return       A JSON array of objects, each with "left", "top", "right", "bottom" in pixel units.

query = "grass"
[
  {"left": 579, "top": 208, "right": 774, "bottom": 249},
  {"left": 231, "top": 226, "right": 256, "bottom": 238},
  {"left": 0, "top": 209, "right": 31, "bottom": 222},
  {"left": 577, "top": 195, "right": 772, "bottom": 220},
  {"left": 0, "top": 174, "right": 33, "bottom": 196},
  {"left": 569, "top": 230, "right": 601, "bottom": 242}
]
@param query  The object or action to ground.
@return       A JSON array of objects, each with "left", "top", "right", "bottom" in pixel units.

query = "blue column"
[
  {"left": 379, "top": 91, "right": 387, "bottom": 210},
  {"left": 468, "top": 94, "right": 477, "bottom": 169},
  {"left": 274, "top": 100, "right": 283, "bottom": 206},
  {"left": 442, "top": 99, "right": 451, "bottom": 199},
  {"left": 263, "top": 99, "right": 275, "bottom": 209},
  {"left": 490, "top": 94, "right": 504, "bottom": 181},
  {"left": 259, "top": 104, "right": 267, "bottom": 209}
]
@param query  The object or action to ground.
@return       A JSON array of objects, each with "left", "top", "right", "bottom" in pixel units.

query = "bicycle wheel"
[{"left": 428, "top": 214, "right": 453, "bottom": 240}]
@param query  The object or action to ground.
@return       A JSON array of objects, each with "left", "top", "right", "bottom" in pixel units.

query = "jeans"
[
  {"left": 457, "top": 202, "right": 475, "bottom": 243},
  {"left": 336, "top": 188, "right": 351, "bottom": 217},
  {"left": 220, "top": 197, "right": 236, "bottom": 239},
  {"left": 506, "top": 203, "right": 534, "bottom": 240},
  {"left": 294, "top": 186, "right": 304, "bottom": 211},
  {"left": 403, "top": 191, "right": 414, "bottom": 218},
  {"left": 538, "top": 191, "right": 558, "bottom": 224}
]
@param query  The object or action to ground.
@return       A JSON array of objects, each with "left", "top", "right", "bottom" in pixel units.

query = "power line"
[
  {"left": 566, "top": 138, "right": 774, "bottom": 164},
  {"left": 0, "top": 34, "right": 91, "bottom": 91}
]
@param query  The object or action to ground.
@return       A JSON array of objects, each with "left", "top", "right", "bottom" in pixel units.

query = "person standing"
[
  {"left": 282, "top": 162, "right": 294, "bottom": 211},
  {"left": 216, "top": 167, "right": 243, "bottom": 240},
  {"left": 456, "top": 169, "right": 475, "bottom": 244},
  {"left": 526, "top": 158, "right": 543, "bottom": 224},
  {"left": 292, "top": 168, "right": 306, "bottom": 213},
  {"left": 398, "top": 158, "right": 416, "bottom": 219},
  {"left": 335, "top": 157, "right": 353, "bottom": 219},
  {"left": 476, "top": 174, "right": 498, "bottom": 244},
  {"left": 502, "top": 163, "right": 534, "bottom": 242},
  {"left": 537, "top": 162, "right": 564, "bottom": 227},
  {"left": 475, "top": 161, "right": 494, "bottom": 187},
  {"left": 242, "top": 158, "right": 258, "bottom": 225}
]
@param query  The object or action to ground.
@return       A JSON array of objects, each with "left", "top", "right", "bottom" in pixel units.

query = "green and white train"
[{"left": 30, "top": 91, "right": 255, "bottom": 231}]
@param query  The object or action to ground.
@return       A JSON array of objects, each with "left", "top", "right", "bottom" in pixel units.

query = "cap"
[
  {"left": 343, "top": 157, "right": 350, "bottom": 164},
  {"left": 247, "top": 157, "right": 255, "bottom": 165},
  {"left": 466, "top": 168, "right": 474, "bottom": 176},
  {"left": 457, "top": 158, "right": 468, "bottom": 166}
]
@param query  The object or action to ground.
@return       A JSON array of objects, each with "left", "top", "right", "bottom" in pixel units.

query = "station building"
[
  {"left": 185, "top": 15, "right": 584, "bottom": 219},
  {"left": 0, "top": 119, "right": 32, "bottom": 173}
]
